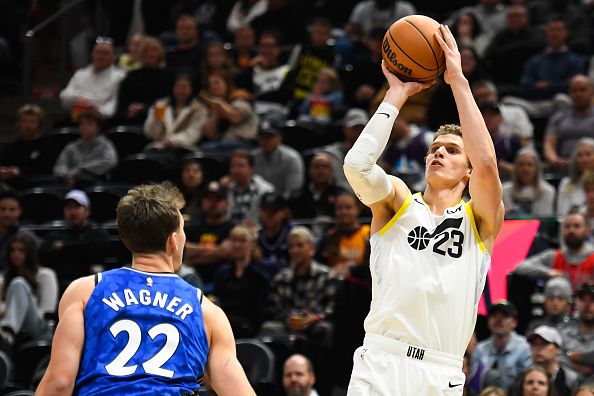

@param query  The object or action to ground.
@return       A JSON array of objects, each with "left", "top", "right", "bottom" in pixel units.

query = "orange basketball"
[{"left": 382, "top": 15, "right": 446, "bottom": 83}]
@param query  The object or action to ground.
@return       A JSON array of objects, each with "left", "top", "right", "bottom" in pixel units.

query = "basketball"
[{"left": 382, "top": 15, "right": 446, "bottom": 82}]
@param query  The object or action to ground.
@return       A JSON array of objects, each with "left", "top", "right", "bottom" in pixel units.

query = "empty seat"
[
  {"left": 85, "top": 186, "right": 123, "bottom": 223},
  {"left": 111, "top": 154, "right": 168, "bottom": 185},
  {"left": 281, "top": 120, "right": 328, "bottom": 152},
  {"left": 20, "top": 188, "right": 64, "bottom": 224},
  {"left": 106, "top": 125, "right": 148, "bottom": 159},
  {"left": 181, "top": 152, "right": 228, "bottom": 182},
  {"left": 45, "top": 128, "right": 80, "bottom": 166},
  {"left": 235, "top": 338, "right": 276, "bottom": 395},
  {"left": 14, "top": 340, "right": 51, "bottom": 388}
]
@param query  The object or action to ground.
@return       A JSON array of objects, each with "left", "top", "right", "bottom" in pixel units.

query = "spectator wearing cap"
[
  {"left": 528, "top": 325, "right": 580, "bottom": 396},
  {"left": 252, "top": 119, "right": 305, "bottom": 199},
  {"left": 527, "top": 277, "right": 575, "bottom": 335},
  {"left": 257, "top": 192, "right": 293, "bottom": 279},
  {"left": 561, "top": 283, "right": 594, "bottom": 375},
  {"left": 322, "top": 108, "right": 369, "bottom": 191},
  {"left": 38, "top": 190, "right": 109, "bottom": 294},
  {"left": 475, "top": 300, "right": 533, "bottom": 392},
  {"left": 480, "top": 100, "right": 522, "bottom": 181},
  {"left": 289, "top": 152, "right": 348, "bottom": 220},
  {"left": 184, "top": 181, "right": 234, "bottom": 287},
  {"left": 226, "top": 149, "right": 274, "bottom": 226},
  {"left": 59, "top": 37, "right": 125, "bottom": 120},
  {"left": 53, "top": 109, "right": 118, "bottom": 188},
  {"left": 514, "top": 211, "right": 594, "bottom": 290}
]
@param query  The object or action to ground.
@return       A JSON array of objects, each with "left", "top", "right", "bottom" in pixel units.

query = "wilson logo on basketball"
[
  {"left": 407, "top": 217, "right": 465, "bottom": 258},
  {"left": 382, "top": 38, "right": 412, "bottom": 75}
]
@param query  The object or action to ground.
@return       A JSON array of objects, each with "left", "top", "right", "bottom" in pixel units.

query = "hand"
[
  {"left": 160, "top": 138, "right": 173, "bottom": 148},
  {"left": 381, "top": 61, "right": 434, "bottom": 109},
  {"left": 74, "top": 96, "right": 91, "bottom": 107},
  {"left": 127, "top": 102, "right": 145, "bottom": 119},
  {"left": 434, "top": 24, "right": 465, "bottom": 86},
  {"left": 0, "top": 167, "right": 18, "bottom": 180},
  {"left": 548, "top": 269, "right": 564, "bottom": 278},
  {"left": 249, "top": 55, "right": 265, "bottom": 68}
]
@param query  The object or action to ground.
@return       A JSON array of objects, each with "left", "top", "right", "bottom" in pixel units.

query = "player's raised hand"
[
  {"left": 381, "top": 61, "right": 434, "bottom": 108},
  {"left": 434, "top": 24, "right": 464, "bottom": 86}
]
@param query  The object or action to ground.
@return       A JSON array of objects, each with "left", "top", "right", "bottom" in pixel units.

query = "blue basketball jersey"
[{"left": 75, "top": 267, "right": 209, "bottom": 395}]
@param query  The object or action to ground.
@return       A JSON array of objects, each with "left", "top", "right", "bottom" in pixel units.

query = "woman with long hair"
[
  {"left": 512, "top": 365, "right": 558, "bottom": 396},
  {"left": 503, "top": 148, "right": 556, "bottom": 217},
  {"left": 557, "top": 138, "right": 594, "bottom": 216}
]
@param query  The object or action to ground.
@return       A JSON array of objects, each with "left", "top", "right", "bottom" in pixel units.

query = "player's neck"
[
  {"left": 131, "top": 253, "right": 176, "bottom": 274},
  {"left": 421, "top": 186, "right": 463, "bottom": 215}
]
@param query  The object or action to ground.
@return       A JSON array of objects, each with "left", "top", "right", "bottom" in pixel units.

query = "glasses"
[{"left": 95, "top": 36, "right": 114, "bottom": 46}]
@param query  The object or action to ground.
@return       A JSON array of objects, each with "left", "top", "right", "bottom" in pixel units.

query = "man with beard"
[
  {"left": 561, "top": 283, "right": 594, "bottom": 376},
  {"left": 475, "top": 300, "right": 533, "bottom": 391},
  {"left": 282, "top": 354, "right": 320, "bottom": 396},
  {"left": 513, "top": 211, "right": 594, "bottom": 290}
]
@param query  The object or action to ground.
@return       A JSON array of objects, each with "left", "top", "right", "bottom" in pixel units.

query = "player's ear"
[{"left": 167, "top": 231, "right": 178, "bottom": 254}]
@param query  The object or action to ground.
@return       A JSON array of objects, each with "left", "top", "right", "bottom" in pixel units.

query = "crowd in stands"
[{"left": 7, "top": 0, "right": 594, "bottom": 394}]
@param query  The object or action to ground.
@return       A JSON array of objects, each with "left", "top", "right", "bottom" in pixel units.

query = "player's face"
[
  {"left": 544, "top": 296, "right": 570, "bottom": 316},
  {"left": 530, "top": 337, "right": 559, "bottom": 365},
  {"left": 288, "top": 236, "right": 314, "bottom": 267},
  {"left": 283, "top": 358, "right": 315, "bottom": 396},
  {"left": 522, "top": 369, "right": 549, "bottom": 396},
  {"left": 425, "top": 134, "right": 470, "bottom": 188}
]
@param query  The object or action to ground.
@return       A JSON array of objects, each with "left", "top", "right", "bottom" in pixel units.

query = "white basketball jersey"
[{"left": 364, "top": 192, "right": 490, "bottom": 356}]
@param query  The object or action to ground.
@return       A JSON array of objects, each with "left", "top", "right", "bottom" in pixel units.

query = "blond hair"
[{"left": 229, "top": 224, "right": 263, "bottom": 261}]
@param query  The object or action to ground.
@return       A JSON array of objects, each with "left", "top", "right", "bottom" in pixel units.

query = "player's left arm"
[
  {"left": 436, "top": 25, "right": 504, "bottom": 252},
  {"left": 36, "top": 276, "right": 94, "bottom": 396},
  {"left": 202, "top": 297, "right": 256, "bottom": 396}
]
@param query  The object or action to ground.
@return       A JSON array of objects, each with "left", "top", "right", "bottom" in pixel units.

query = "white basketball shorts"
[{"left": 347, "top": 333, "right": 466, "bottom": 396}]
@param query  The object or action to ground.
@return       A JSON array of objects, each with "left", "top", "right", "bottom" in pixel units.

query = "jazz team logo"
[{"left": 407, "top": 217, "right": 464, "bottom": 258}]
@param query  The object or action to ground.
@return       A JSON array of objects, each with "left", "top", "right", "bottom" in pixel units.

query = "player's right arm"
[
  {"left": 202, "top": 297, "right": 256, "bottom": 396},
  {"left": 36, "top": 276, "right": 95, "bottom": 396},
  {"left": 343, "top": 61, "right": 432, "bottom": 234}
]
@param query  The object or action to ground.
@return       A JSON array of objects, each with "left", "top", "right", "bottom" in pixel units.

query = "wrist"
[{"left": 384, "top": 88, "right": 407, "bottom": 109}]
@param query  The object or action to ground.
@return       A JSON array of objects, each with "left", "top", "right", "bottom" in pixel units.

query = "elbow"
[{"left": 40, "top": 375, "right": 75, "bottom": 395}]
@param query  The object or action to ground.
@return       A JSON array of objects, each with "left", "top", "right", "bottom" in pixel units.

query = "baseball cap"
[
  {"left": 544, "top": 277, "right": 572, "bottom": 300},
  {"left": 488, "top": 299, "right": 518, "bottom": 317},
  {"left": 527, "top": 325, "right": 563, "bottom": 348},
  {"left": 259, "top": 118, "right": 282, "bottom": 136},
  {"left": 576, "top": 283, "right": 594, "bottom": 298},
  {"left": 260, "top": 192, "right": 288, "bottom": 211},
  {"left": 343, "top": 108, "right": 369, "bottom": 128},
  {"left": 478, "top": 101, "right": 501, "bottom": 113},
  {"left": 65, "top": 190, "right": 90, "bottom": 208},
  {"left": 204, "top": 181, "right": 228, "bottom": 198}
]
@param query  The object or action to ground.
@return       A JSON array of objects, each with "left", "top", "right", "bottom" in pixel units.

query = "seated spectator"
[
  {"left": 213, "top": 224, "right": 269, "bottom": 338},
  {"left": 229, "top": 25, "right": 256, "bottom": 70},
  {"left": 483, "top": 4, "right": 545, "bottom": 96},
  {"left": 166, "top": 15, "right": 203, "bottom": 81},
  {"left": 0, "top": 104, "right": 53, "bottom": 189},
  {"left": 503, "top": 17, "right": 584, "bottom": 118},
  {"left": 282, "top": 354, "right": 320, "bottom": 396},
  {"left": 59, "top": 37, "right": 125, "bottom": 120},
  {"left": 480, "top": 101, "right": 522, "bottom": 181},
  {"left": 252, "top": 118, "right": 304, "bottom": 199},
  {"left": 245, "top": 30, "right": 292, "bottom": 117},
  {"left": 249, "top": 0, "right": 306, "bottom": 45},
  {"left": 513, "top": 211, "right": 594, "bottom": 290},
  {"left": 561, "top": 283, "right": 594, "bottom": 377},
  {"left": 225, "top": 0, "right": 267, "bottom": 35},
  {"left": 260, "top": 226, "right": 337, "bottom": 347},
  {"left": 576, "top": 385, "right": 594, "bottom": 396},
  {"left": 348, "top": 0, "right": 416, "bottom": 37},
  {"left": 526, "top": 277, "right": 575, "bottom": 335},
  {"left": 322, "top": 108, "right": 368, "bottom": 191},
  {"left": 38, "top": 190, "right": 109, "bottom": 293},
  {"left": 117, "top": 33, "right": 145, "bottom": 71},
  {"left": 199, "top": 71, "right": 259, "bottom": 152},
  {"left": 581, "top": 172, "right": 594, "bottom": 231},
  {"left": 0, "top": 233, "right": 50, "bottom": 351},
  {"left": 503, "top": 148, "right": 556, "bottom": 218},
  {"left": 53, "top": 109, "right": 118, "bottom": 188},
  {"left": 475, "top": 300, "right": 532, "bottom": 392},
  {"left": 225, "top": 150, "right": 274, "bottom": 225},
  {"left": 527, "top": 325, "right": 580, "bottom": 396},
  {"left": 143, "top": 73, "right": 208, "bottom": 155},
  {"left": 544, "top": 75, "right": 594, "bottom": 171},
  {"left": 178, "top": 158, "right": 207, "bottom": 224},
  {"left": 471, "top": 79, "right": 534, "bottom": 146},
  {"left": 0, "top": 191, "right": 36, "bottom": 271},
  {"left": 200, "top": 41, "right": 239, "bottom": 89},
  {"left": 317, "top": 192, "right": 370, "bottom": 277},
  {"left": 479, "top": 387, "right": 506, "bottom": 396},
  {"left": 298, "top": 67, "right": 344, "bottom": 126},
  {"left": 557, "top": 138, "right": 594, "bottom": 217},
  {"left": 450, "top": 11, "right": 490, "bottom": 57},
  {"left": 116, "top": 36, "right": 174, "bottom": 126},
  {"left": 289, "top": 152, "right": 348, "bottom": 220},
  {"left": 512, "top": 365, "right": 556, "bottom": 396},
  {"left": 257, "top": 192, "right": 292, "bottom": 278},
  {"left": 446, "top": 0, "right": 507, "bottom": 44},
  {"left": 184, "top": 181, "right": 234, "bottom": 285}
]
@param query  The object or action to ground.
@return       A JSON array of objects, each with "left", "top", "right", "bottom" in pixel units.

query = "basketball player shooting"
[{"left": 343, "top": 25, "right": 503, "bottom": 395}]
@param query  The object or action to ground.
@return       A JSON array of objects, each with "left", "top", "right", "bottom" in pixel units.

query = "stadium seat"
[
  {"left": 281, "top": 120, "right": 329, "bottom": 152},
  {"left": 20, "top": 188, "right": 64, "bottom": 224},
  {"left": 235, "top": 338, "right": 276, "bottom": 395},
  {"left": 0, "top": 350, "right": 12, "bottom": 390},
  {"left": 2, "top": 391, "right": 35, "bottom": 396},
  {"left": 45, "top": 128, "right": 80, "bottom": 167},
  {"left": 105, "top": 125, "right": 148, "bottom": 159},
  {"left": 13, "top": 340, "right": 51, "bottom": 388},
  {"left": 85, "top": 186, "right": 123, "bottom": 223},
  {"left": 111, "top": 154, "right": 168, "bottom": 185}
]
